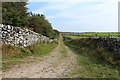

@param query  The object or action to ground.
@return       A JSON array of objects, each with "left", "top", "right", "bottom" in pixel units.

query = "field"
[
  {"left": 62, "top": 32, "right": 119, "bottom": 36},
  {"left": 62, "top": 32, "right": 120, "bottom": 39},
  {"left": 74, "top": 32, "right": 119, "bottom": 36},
  {"left": 63, "top": 35, "right": 87, "bottom": 39}
]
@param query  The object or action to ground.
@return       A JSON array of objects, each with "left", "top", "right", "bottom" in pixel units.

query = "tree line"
[{"left": 2, "top": 2, "right": 59, "bottom": 39}]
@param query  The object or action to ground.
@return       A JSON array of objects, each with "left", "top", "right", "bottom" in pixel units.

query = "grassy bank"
[
  {"left": 2, "top": 42, "right": 58, "bottom": 71},
  {"left": 63, "top": 37, "right": 119, "bottom": 78}
]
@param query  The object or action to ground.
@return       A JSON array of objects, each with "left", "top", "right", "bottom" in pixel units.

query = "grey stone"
[{"left": 0, "top": 24, "right": 56, "bottom": 48}]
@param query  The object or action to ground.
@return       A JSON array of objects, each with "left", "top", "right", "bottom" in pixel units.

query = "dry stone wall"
[
  {"left": 63, "top": 36, "right": 120, "bottom": 53},
  {"left": 0, "top": 24, "right": 55, "bottom": 47},
  {"left": 92, "top": 37, "right": 120, "bottom": 53}
]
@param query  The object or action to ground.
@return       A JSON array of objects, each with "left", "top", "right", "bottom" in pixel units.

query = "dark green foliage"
[
  {"left": 53, "top": 29, "right": 59, "bottom": 39},
  {"left": 2, "top": 2, "right": 29, "bottom": 27},
  {"left": 28, "top": 13, "right": 59, "bottom": 39},
  {"left": 2, "top": 2, "right": 59, "bottom": 39}
]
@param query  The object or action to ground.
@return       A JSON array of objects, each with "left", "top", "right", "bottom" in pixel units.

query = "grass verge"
[
  {"left": 63, "top": 37, "right": 119, "bottom": 78},
  {"left": 2, "top": 42, "right": 58, "bottom": 71},
  {"left": 59, "top": 36, "right": 67, "bottom": 57}
]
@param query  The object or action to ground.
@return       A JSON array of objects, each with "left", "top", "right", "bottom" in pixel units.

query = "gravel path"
[{"left": 2, "top": 36, "right": 78, "bottom": 78}]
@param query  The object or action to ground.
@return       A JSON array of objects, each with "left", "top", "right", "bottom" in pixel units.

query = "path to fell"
[{"left": 3, "top": 36, "right": 78, "bottom": 78}]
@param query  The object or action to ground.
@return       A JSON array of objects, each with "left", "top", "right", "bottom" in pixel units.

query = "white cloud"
[
  {"left": 29, "top": 0, "right": 120, "bottom": 2},
  {"left": 30, "top": 0, "right": 120, "bottom": 32},
  {"left": 46, "top": 15, "right": 55, "bottom": 19},
  {"left": 32, "top": 1, "right": 79, "bottom": 14}
]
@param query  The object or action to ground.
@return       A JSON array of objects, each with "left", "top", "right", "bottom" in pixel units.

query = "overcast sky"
[{"left": 28, "top": 0, "right": 119, "bottom": 32}]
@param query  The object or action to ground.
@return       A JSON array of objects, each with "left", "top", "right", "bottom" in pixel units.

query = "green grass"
[
  {"left": 74, "top": 48, "right": 119, "bottom": 78},
  {"left": 63, "top": 37, "right": 119, "bottom": 78},
  {"left": 75, "top": 32, "right": 119, "bottom": 36},
  {"left": 62, "top": 32, "right": 119, "bottom": 36},
  {"left": 64, "top": 35, "right": 88, "bottom": 39},
  {"left": 73, "top": 52, "right": 118, "bottom": 78},
  {"left": 59, "top": 35, "right": 67, "bottom": 57},
  {"left": 62, "top": 32, "right": 120, "bottom": 39},
  {"left": 2, "top": 42, "right": 58, "bottom": 71}
]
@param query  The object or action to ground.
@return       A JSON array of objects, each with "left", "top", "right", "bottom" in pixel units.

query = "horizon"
[
  {"left": 28, "top": 0, "right": 119, "bottom": 32},
  {"left": 60, "top": 31, "right": 119, "bottom": 33}
]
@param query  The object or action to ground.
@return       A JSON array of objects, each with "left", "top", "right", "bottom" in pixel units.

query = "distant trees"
[{"left": 2, "top": 2, "right": 59, "bottom": 39}]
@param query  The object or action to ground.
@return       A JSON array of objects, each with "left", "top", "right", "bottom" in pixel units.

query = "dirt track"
[{"left": 2, "top": 36, "right": 78, "bottom": 78}]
